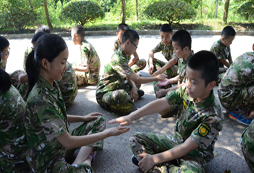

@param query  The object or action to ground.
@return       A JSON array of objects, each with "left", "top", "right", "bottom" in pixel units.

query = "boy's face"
[
  {"left": 71, "top": 32, "right": 82, "bottom": 45},
  {"left": 185, "top": 66, "right": 214, "bottom": 102},
  {"left": 172, "top": 41, "right": 186, "bottom": 59},
  {"left": 160, "top": 31, "right": 173, "bottom": 46},
  {"left": 116, "top": 29, "right": 126, "bottom": 44},
  {"left": 123, "top": 39, "right": 139, "bottom": 56},
  {"left": 222, "top": 36, "right": 235, "bottom": 47}
]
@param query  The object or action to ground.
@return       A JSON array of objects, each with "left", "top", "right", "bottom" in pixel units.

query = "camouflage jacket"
[
  {"left": 113, "top": 39, "right": 132, "bottom": 62},
  {"left": 96, "top": 47, "right": 134, "bottom": 99},
  {"left": 73, "top": 40, "right": 101, "bottom": 75},
  {"left": 25, "top": 76, "right": 70, "bottom": 172},
  {"left": 152, "top": 41, "right": 176, "bottom": 61},
  {"left": 218, "top": 52, "right": 254, "bottom": 110},
  {"left": 0, "top": 85, "right": 30, "bottom": 172},
  {"left": 57, "top": 61, "right": 77, "bottom": 109},
  {"left": 165, "top": 86, "right": 224, "bottom": 165},
  {"left": 177, "top": 51, "right": 194, "bottom": 84},
  {"left": 210, "top": 39, "right": 232, "bottom": 68},
  {"left": 0, "top": 59, "right": 7, "bottom": 71}
]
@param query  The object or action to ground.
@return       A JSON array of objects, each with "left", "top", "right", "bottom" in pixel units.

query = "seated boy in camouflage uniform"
[
  {"left": 71, "top": 25, "right": 101, "bottom": 85},
  {"left": 0, "top": 69, "right": 30, "bottom": 172},
  {"left": 114, "top": 23, "right": 146, "bottom": 73},
  {"left": 155, "top": 30, "right": 194, "bottom": 99},
  {"left": 210, "top": 26, "right": 235, "bottom": 84},
  {"left": 96, "top": 29, "right": 166, "bottom": 115},
  {"left": 148, "top": 24, "right": 178, "bottom": 95},
  {"left": 218, "top": 46, "right": 254, "bottom": 126},
  {"left": 109, "top": 51, "right": 224, "bottom": 173}
]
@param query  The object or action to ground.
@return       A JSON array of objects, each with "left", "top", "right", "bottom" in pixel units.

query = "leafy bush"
[
  {"left": 237, "top": 0, "right": 254, "bottom": 20},
  {"left": 0, "top": 0, "right": 38, "bottom": 29},
  {"left": 61, "top": 0, "right": 105, "bottom": 26},
  {"left": 143, "top": 0, "right": 196, "bottom": 24}
]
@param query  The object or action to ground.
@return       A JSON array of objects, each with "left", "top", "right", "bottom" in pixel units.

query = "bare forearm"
[
  {"left": 129, "top": 98, "right": 170, "bottom": 121},
  {"left": 67, "top": 115, "right": 85, "bottom": 123},
  {"left": 220, "top": 59, "right": 230, "bottom": 68},
  {"left": 73, "top": 66, "right": 89, "bottom": 72},
  {"left": 168, "top": 76, "right": 179, "bottom": 85},
  {"left": 149, "top": 51, "right": 154, "bottom": 66},
  {"left": 127, "top": 77, "right": 137, "bottom": 89},
  {"left": 160, "top": 58, "right": 178, "bottom": 73}
]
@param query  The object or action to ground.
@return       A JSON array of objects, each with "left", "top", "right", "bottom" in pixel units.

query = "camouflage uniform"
[
  {"left": 24, "top": 76, "right": 105, "bottom": 173},
  {"left": 0, "top": 85, "right": 30, "bottom": 172},
  {"left": 96, "top": 47, "right": 138, "bottom": 114},
  {"left": 151, "top": 42, "right": 178, "bottom": 94},
  {"left": 210, "top": 39, "right": 233, "bottom": 83},
  {"left": 57, "top": 61, "right": 78, "bottom": 109},
  {"left": 218, "top": 52, "right": 254, "bottom": 111},
  {"left": 241, "top": 118, "right": 254, "bottom": 172},
  {"left": 114, "top": 39, "right": 146, "bottom": 73},
  {"left": 0, "top": 59, "right": 28, "bottom": 98},
  {"left": 73, "top": 40, "right": 101, "bottom": 86},
  {"left": 130, "top": 86, "right": 224, "bottom": 173}
]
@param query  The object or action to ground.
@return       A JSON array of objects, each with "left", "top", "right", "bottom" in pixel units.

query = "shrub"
[
  {"left": 143, "top": 0, "right": 196, "bottom": 24},
  {"left": 237, "top": 0, "right": 254, "bottom": 21},
  {"left": 0, "top": 0, "right": 38, "bottom": 29},
  {"left": 61, "top": 0, "right": 105, "bottom": 26}
]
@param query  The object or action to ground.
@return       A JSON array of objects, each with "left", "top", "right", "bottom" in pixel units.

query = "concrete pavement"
[{"left": 5, "top": 35, "right": 254, "bottom": 173}]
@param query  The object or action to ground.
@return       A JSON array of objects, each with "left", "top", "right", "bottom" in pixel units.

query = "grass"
[{"left": 0, "top": 16, "right": 253, "bottom": 34}]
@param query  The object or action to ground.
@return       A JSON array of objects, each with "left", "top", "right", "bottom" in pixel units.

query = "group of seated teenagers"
[{"left": 0, "top": 22, "right": 254, "bottom": 173}]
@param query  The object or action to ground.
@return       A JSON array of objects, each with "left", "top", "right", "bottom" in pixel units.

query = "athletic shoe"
[
  {"left": 137, "top": 89, "right": 144, "bottom": 98},
  {"left": 131, "top": 155, "right": 139, "bottom": 167},
  {"left": 229, "top": 108, "right": 253, "bottom": 126}
]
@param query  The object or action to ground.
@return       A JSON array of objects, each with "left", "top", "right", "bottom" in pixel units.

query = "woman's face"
[{"left": 1, "top": 46, "right": 10, "bottom": 61}]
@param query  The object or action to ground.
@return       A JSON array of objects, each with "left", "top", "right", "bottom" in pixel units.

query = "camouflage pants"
[
  {"left": 219, "top": 83, "right": 254, "bottom": 111},
  {"left": 129, "top": 132, "right": 205, "bottom": 173},
  {"left": 9, "top": 70, "right": 28, "bottom": 98},
  {"left": 63, "top": 116, "right": 106, "bottom": 173},
  {"left": 131, "top": 58, "right": 147, "bottom": 73},
  {"left": 150, "top": 58, "right": 178, "bottom": 95},
  {"left": 76, "top": 71, "right": 99, "bottom": 86},
  {"left": 216, "top": 67, "right": 227, "bottom": 85},
  {"left": 241, "top": 123, "right": 254, "bottom": 172}
]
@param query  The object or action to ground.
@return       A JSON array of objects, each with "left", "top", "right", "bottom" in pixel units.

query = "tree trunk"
[
  {"left": 121, "top": 0, "right": 126, "bottom": 24},
  {"left": 200, "top": 0, "right": 202, "bottom": 17},
  {"left": 135, "top": 0, "right": 138, "bottom": 21},
  {"left": 223, "top": 0, "right": 230, "bottom": 23},
  {"left": 28, "top": 0, "right": 33, "bottom": 8},
  {"left": 214, "top": 0, "right": 218, "bottom": 18},
  {"left": 43, "top": 0, "right": 53, "bottom": 29}
]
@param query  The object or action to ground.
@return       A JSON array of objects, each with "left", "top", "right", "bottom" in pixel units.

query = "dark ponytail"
[
  {"left": 0, "top": 69, "right": 11, "bottom": 93},
  {"left": 25, "top": 34, "right": 67, "bottom": 99}
]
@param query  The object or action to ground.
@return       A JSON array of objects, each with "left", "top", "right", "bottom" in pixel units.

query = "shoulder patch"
[{"left": 198, "top": 123, "right": 211, "bottom": 137}]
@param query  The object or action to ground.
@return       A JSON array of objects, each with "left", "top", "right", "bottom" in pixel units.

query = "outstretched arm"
[
  {"left": 128, "top": 73, "right": 167, "bottom": 85},
  {"left": 128, "top": 52, "right": 139, "bottom": 67},
  {"left": 108, "top": 98, "right": 170, "bottom": 126}
]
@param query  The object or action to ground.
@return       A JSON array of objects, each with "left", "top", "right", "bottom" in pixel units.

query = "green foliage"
[
  {"left": 143, "top": 0, "right": 196, "bottom": 24},
  {"left": 61, "top": 0, "right": 105, "bottom": 26},
  {"left": 96, "top": 0, "right": 117, "bottom": 12},
  {"left": 237, "top": 0, "right": 254, "bottom": 20},
  {"left": 0, "top": 0, "right": 38, "bottom": 29}
]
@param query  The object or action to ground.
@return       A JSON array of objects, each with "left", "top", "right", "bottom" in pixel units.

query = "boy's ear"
[
  {"left": 41, "top": 58, "right": 50, "bottom": 71},
  {"left": 183, "top": 46, "right": 189, "bottom": 52},
  {"left": 221, "top": 36, "right": 225, "bottom": 42},
  {"left": 207, "top": 81, "right": 216, "bottom": 90}
]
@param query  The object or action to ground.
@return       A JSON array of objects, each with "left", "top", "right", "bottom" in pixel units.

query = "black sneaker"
[
  {"left": 137, "top": 89, "right": 144, "bottom": 98},
  {"left": 131, "top": 155, "right": 139, "bottom": 167}
]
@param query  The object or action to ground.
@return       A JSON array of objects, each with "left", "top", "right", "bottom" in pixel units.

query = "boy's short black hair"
[
  {"left": 71, "top": 25, "right": 85, "bottom": 40},
  {"left": 122, "top": 29, "right": 139, "bottom": 44},
  {"left": 0, "top": 69, "right": 11, "bottom": 93},
  {"left": 35, "top": 24, "right": 50, "bottom": 34},
  {"left": 160, "top": 24, "right": 173, "bottom": 33},
  {"left": 0, "top": 36, "right": 9, "bottom": 52},
  {"left": 172, "top": 30, "right": 191, "bottom": 50},
  {"left": 221, "top": 26, "right": 236, "bottom": 39},
  {"left": 117, "top": 23, "right": 129, "bottom": 32},
  {"left": 188, "top": 50, "right": 219, "bottom": 86},
  {"left": 32, "top": 32, "right": 46, "bottom": 44}
]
